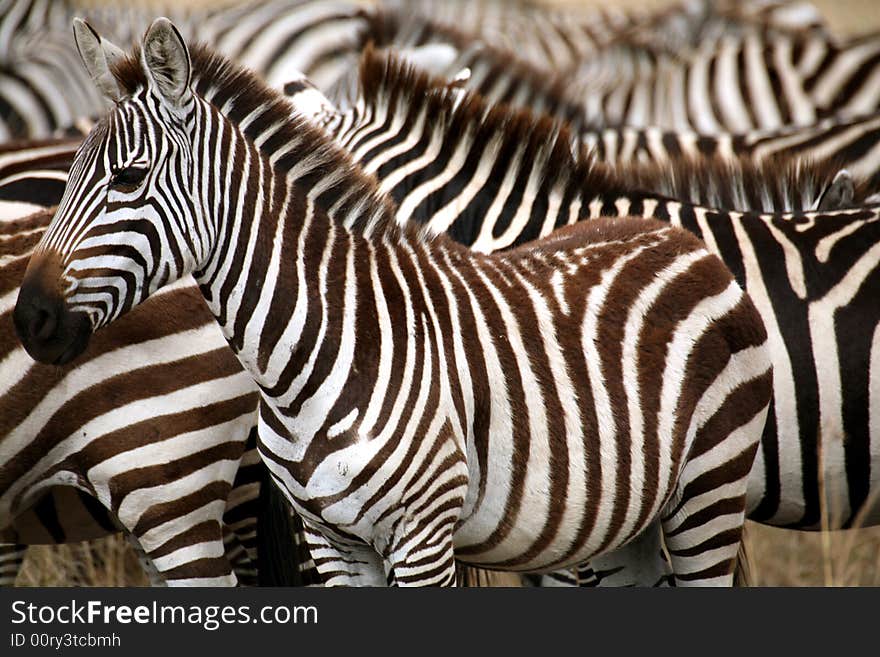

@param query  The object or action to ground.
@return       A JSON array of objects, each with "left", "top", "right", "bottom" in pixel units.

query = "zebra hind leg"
[
  {"left": 660, "top": 408, "right": 769, "bottom": 587},
  {"left": 301, "top": 522, "right": 386, "bottom": 587}
]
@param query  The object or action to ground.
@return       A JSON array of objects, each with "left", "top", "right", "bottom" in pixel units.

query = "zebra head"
[{"left": 14, "top": 18, "right": 204, "bottom": 365}]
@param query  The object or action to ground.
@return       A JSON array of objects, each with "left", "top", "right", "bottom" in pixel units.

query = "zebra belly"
[{"left": 451, "top": 448, "right": 670, "bottom": 573}]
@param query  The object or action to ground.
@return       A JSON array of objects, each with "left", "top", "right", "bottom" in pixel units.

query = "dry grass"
[
  {"left": 14, "top": 0, "right": 880, "bottom": 587},
  {"left": 18, "top": 536, "right": 149, "bottom": 587}
]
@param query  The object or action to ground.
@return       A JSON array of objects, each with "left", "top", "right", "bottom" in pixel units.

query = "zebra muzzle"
[{"left": 13, "top": 264, "right": 92, "bottom": 366}]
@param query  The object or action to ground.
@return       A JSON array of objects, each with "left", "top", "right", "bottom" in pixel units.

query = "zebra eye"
[{"left": 109, "top": 166, "right": 148, "bottom": 192}]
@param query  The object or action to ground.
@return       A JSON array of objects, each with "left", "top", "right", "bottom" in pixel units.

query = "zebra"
[
  {"left": 10, "top": 38, "right": 879, "bottom": 545},
  {"left": 384, "top": 0, "right": 830, "bottom": 72},
  {"left": 14, "top": 19, "right": 773, "bottom": 586},
  {"left": 577, "top": 28, "right": 880, "bottom": 133},
  {"left": 277, "top": 50, "right": 880, "bottom": 587},
  {"left": 367, "top": 19, "right": 880, "bottom": 137},
  {"left": 0, "top": 0, "right": 375, "bottom": 139}
]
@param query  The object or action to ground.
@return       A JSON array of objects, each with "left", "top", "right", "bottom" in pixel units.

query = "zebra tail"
[{"left": 256, "top": 467, "right": 305, "bottom": 587}]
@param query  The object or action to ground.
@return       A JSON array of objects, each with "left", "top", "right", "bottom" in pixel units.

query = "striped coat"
[{"left": 15, "top": 22, "right": 772, "bottom": 586}]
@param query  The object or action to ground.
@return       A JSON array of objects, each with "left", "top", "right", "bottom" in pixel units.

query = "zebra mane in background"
[
  {"left": 342, "top": 47, "right": 868, "bottom": 244},
  {"left": 614, "top": 154, "right": 868, "bottom": 213}
]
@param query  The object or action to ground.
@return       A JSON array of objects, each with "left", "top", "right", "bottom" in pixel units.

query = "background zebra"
[
  {"left": 15, "top": 21, "right": 773, "bottom": 586},
  {"left": 0, "top": 0, "right": 837, "bottom": 139},
  {"left": 582, "top": 111, "right": 880, "bottom": 199},
  {"left": 0, "top": 199, "right": 309, "bottom": 586}
]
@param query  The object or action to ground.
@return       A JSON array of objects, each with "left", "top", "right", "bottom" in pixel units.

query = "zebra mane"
[
  {"left": 355, "top": 46, "right": 630, "bottom": 232},
  {"left": 357, "top": 9, "right": 591, "bottom": 131},
  {"left": 109, "top": 41, "right": 401, "bottom": 238},
  {"left": 616, "top": 153, "right": 872, "bottom": 213}
]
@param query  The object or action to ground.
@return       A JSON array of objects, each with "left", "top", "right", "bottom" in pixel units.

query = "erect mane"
[
  {"left": 109, "top": 41, "right": 400, "bottom": 237},
  {"left": 355, "top": 46, "right": 628, "bottom": 224},
  {"left": 616, "top": 153, "right": 873, "bottom": 213},
  {"left": 355, "top": 9, "right": 591, "bottom": 131}
]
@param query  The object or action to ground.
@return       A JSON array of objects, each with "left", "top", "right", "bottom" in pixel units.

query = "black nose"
[
  {"left": 13, "top": 281, "right": 92, "bottom": 365},
  {"left": 23, "top": 295, "right": 58, "bottom": 342}
]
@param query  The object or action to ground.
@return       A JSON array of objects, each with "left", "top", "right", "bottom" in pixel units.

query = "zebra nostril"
[{"left": 30, "top": 305, "right": 57, "bottom": 342}]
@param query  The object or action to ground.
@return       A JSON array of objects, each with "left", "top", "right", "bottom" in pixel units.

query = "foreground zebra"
[{"left": 14, "top": 19, "right": 773, "bottom": 586}]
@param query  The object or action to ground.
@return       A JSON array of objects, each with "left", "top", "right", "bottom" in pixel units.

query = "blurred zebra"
[
  {"left": 15, "top": 20, "right": 773, "bottom": 586},
  {"left": 0, "top": 0, "right": 373, "bottom": 139},
  {"left": 439, "top": 27, "right": 880, "bottom": 135},
  {"left": 385, "top": 0, "right": 829, "bottom": 71},
  {"left": 0, "top": 0, "right": 837, "bottom": 139},
  {"left": 583, "top": 111, "right": 880, "bottom": 195}
]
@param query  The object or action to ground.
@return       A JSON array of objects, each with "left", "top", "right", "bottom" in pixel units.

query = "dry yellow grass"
[
  {"left": 18, "top": 536, "right": 149, "bottom": 587},
  {"left": 14, "top": 0, "right": 880, "bottom": 587}
]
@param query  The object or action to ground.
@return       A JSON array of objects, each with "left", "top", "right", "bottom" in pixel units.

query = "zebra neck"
[{"left": 191, "top": 97, "right": 414, "bottom": 384}]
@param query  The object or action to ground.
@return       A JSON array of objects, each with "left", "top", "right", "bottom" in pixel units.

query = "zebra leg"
[
  {"left": 301, "top": 522, "right": 385, "bottom": 587},
  {"left": 659, "top": 417, "right": 765, "bottom": 586},
  {"left": 127, "top": 520, "right": 237, "bottom": 587},
  {"left": 0, "top": 544, "right": 26, "bottom": 586},
  {"left": 384, "top": 522, "right": 458, "bottom": 587}
]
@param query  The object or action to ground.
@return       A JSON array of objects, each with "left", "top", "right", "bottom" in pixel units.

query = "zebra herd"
[{"left": 2, "top": 0, "right": 880, "bottom": 587}]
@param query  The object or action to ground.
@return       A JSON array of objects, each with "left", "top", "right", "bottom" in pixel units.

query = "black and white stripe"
[
  {"left": 16, "top": 21, "right": 772, "bottom": 586},
  {"left": 0, "top": 154, "right": 279, "bottom": 586}
]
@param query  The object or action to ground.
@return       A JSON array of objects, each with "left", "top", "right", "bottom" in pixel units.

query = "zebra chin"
[{"left": 13, "top": 260, "right": 93, "bottom": 366}]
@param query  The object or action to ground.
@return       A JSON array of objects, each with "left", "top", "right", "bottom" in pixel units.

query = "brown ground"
[{"left": 16, "top": 0, "right": 880, "bottom": 587}]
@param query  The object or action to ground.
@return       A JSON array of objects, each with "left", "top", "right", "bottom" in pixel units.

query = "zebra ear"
[
  {"left": 817, "top": 170, "right": 855, "bottom": 211},
  {"left": 142, "top": 18, "right": 192, "bottom": 106},
  {"left": 72, "top": 18, "right": 123, "bottom": 102}
]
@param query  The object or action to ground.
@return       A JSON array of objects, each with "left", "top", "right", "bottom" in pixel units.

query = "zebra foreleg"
[
  {"left": 0, "top": 544, "right": 26, "bottom": 586},
  {"left": 127, "top": 520, "right": 238, "bottom": 587}
]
